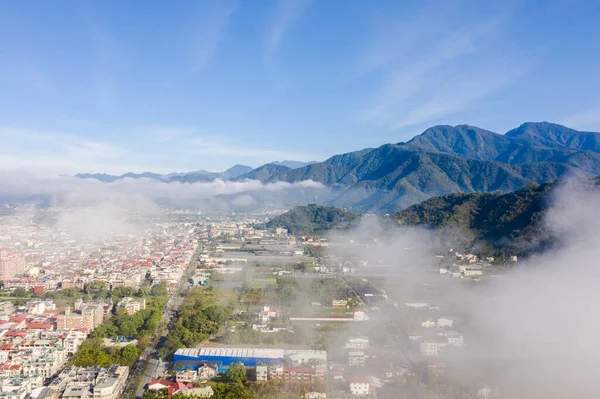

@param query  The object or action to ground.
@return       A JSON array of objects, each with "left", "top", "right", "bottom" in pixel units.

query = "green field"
[{"left": 247, "top": 278, "right": 277, "bottom": 289}]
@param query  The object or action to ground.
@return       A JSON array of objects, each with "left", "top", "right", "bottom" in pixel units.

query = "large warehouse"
[{"left": 173, "top": 347, "right": 327, "bottom": 372}]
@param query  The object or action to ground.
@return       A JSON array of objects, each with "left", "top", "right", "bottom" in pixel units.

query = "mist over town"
[{"left": 2, "top": 1, "right": 600, "bottom": 399}]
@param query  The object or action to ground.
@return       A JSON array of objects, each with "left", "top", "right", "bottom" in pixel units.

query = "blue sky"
[{"left": 1, "top": 0, "right": 600, "bottom": 174}]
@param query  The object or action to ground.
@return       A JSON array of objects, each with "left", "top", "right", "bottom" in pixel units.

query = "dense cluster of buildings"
[
  {"left": 46, "top": 365, "right": 129, "bottom": 399},
  {"left": 0, "top": 210, "right": 210, "bottom": 399},
  {"left": 174, "top": 347, "right": 328, "bottom": 382}
]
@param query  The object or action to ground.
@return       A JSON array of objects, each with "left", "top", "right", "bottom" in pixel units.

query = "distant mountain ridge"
[
  {"left": 271, "top": 160, "right": 318, "bottom": 169},
  {"left": 75, "top": 164, "right": 253, "bottom": 183},
  {"left": 76, "top": 122, "right": 600, "bottom": 213},
  {"left": 74, "top": 161, "right": 315, "bottom": 183},
  {"left": 231, "top": 122, "right": 600, "bottom": 212}
]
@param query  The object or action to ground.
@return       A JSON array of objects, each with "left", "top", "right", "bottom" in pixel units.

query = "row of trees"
[
  {"left": 43, "top": 281, "right": 169, "bottom": 307},
  {"left": 158, "top": 286, "right": 233, "bottom": 359}
]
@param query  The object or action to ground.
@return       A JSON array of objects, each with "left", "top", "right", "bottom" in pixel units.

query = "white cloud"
[
  {"left": 0, "top": 125, "right": 321, "bottom": 175},
  {"left": 189, "top": 0, "right": 238, "bottom": 71},
  {"left": 0, "top": 171, "right": 327, "bottom": 212},
  {"left": 359, "top": 10, "right": 527, "bottom": 134},
  {"left": 264, "top": 0, "right": 310, "bottom": 56}
]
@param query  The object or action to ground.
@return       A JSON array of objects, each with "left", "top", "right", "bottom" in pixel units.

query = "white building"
[
  {"left": 446, "top": 332, "right": 464, "bottom": 347},
  {"left": 256, "top": 364, "right": 268, "bottom": 381},
  {"left": 346, "top": 336, "right": 369, "bottom": 350},
  {"left": 348, "top": 351, "right": 366, "bottom": 367},
  {"left": 437, "top": 318, "right": 454, "bottom": 328},
  {"left": 353, "top": 310, "right": 366, "bottom": 321},
  {"left": 179, "top": 386, "right": 214, "bottom": 398},
  {"left": 348, "top": 379, "right": 370, "bottom": 396},
  {"left": 420, "top": 342, "right": 439, "bottom": 356},
  {"left": 304, "top": 393, "right": 326, "bottom": 399}
]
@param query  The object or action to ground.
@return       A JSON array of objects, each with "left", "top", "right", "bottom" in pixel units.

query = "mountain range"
[
  {"left": 75, "top": 161, "right": 316, "bottom": 184},
  {"left": 76, "top": 122, "right": 600, "bottom": 213},
  {"left": 233, "top": 122, "right": 600, "bottom": 212}
]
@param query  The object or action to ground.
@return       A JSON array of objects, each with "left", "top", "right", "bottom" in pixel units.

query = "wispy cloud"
[
  {"left": 0, "top": 125, "right": 321, "bottom": 175},
  {"left": 189, "top": 0, "right": 238, "bottom": 71},
  {"left": 264, "top": 0, "right": 310, "bottom": 57},
  {"left": 0, "top": 126, "right": 158, "bottom": 175},
  {"left": 359, "top": 7, "right": 528, "bottom": 135},
  {"left": 560, "top": 106, "right": 600, "bottom": 131}
]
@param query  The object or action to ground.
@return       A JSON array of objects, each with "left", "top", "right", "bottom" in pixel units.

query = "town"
[{"left": 0, "top": 206, "right": 509, "bottom": 399}]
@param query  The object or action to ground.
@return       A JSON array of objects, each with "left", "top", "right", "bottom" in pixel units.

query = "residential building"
[
  {"left": 178, "top": 386, "right": 214, "bottom": 398},
  {"left": 420, "top": 342, "right": 439, "bottom": 356},
  {"left": 56, "top": 302, "right": 104, "bottom": 332},
  {"left": 304, "top": 393, "right": 326, "bottom": 399},
  {"left": 0, "top": 251, "right": 25, "bottom": 281},
  {"left": 52, "top": 365, "right": 129, "bottom": 399},
  {"left": 348, "top": 378, "right": 370, "bottom": 396},
  {"left": 331, "top": 299, "right": 347, "bottom": 308},
  {"left": 256, "top": 364, "right": 268, "bottom": 381},
  {"left": 348, "top": 351, "right": 366, "bottom": 367},
  {"left": 446, "top": 332, "right": 464, "bottom": 347},
  {"left": 345, "top": 336, "right": 369, "bottom": 350},
  {"left": 176, "top": 368, "right": 197, "bottom": 384},
  {"left": 116, "top": 297, "right": 146, "bottom": 315}
]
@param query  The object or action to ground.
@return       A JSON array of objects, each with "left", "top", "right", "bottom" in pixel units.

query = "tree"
[
  {"left": 226, "top": 362, "right": 247, "bottom": 383},
  {"left": 120, "top": 344, "right": 139, "bottom": 366},
  {"left": 12, "top": 287, "right": 31, "bottom": 298},
  {"left": 85, "top": 281, "right": 106, "bottom": 294},
  {"left": 90, "top": 323, "right": 118, "bottom": 339},
  {"left": 143, "top": 389, "right": 167, "bottom": 399},
  {"left": 151, "top": 283, "right": 168, "bottom": 297}
]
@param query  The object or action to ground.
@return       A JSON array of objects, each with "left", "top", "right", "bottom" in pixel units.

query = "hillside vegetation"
[
  {"left": 266, "top": 204, "right": 361, "bottom": 235},
  {"left": 273, "top": 178, "right": 600, "bottom": 256}
]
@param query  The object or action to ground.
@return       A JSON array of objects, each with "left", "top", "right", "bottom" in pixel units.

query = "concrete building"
[
  {"left": 178, "top": 386, "right": 214, "bottom": 398},
  {"left": 256, "top": 364, "right": 268, "bottom": 381},
  {"left": 0, "top": 251, "right": 25, "bottom": 281},
  {"left": 348, "top": 378, "right": 370, "bottom": 396},
  {"left": 49, "top": 365, "right": 128, "bottom": 399},
  {"left": 174, "top": 347, "right": 327, "bottom": 373},
  {"left": 420, "top": 342, "right": 439, "bottom": 356},
  {"left": 56, "top": 302, "right": 104, "bottom": 332},
  {"left": 348, "top": 351, "right": 366, "bottom": 367},
  {"left": 346, "top": 336, "right": 369, "bottom": 350},
  {"left": 116, "top": 297, "right": 146, "bottom": 315}
]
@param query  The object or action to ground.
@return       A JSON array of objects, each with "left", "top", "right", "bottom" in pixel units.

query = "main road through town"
[{"left": 122, "top": 242, "right": 202, "bottom": 399}]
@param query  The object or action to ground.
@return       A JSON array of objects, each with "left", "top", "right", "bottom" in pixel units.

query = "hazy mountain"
[
  {"left": 219, "top": 164, "right": 253, "bottom": 180},
  {"left": 74, "top": 173, "right": 121, "bottom": 183},
  {"left": 236, "top": 163, "right": 292, "bottom": 181},
  {"left": 271, "top": 160, "right": 318, "bottom": 169},
  {"left": 75, "top": 164, "right": 253, "bottom": 183}
]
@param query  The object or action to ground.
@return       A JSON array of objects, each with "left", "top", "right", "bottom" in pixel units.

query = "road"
[{"left": 123, "top": 242, "right": 202, "bottom": 399}]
